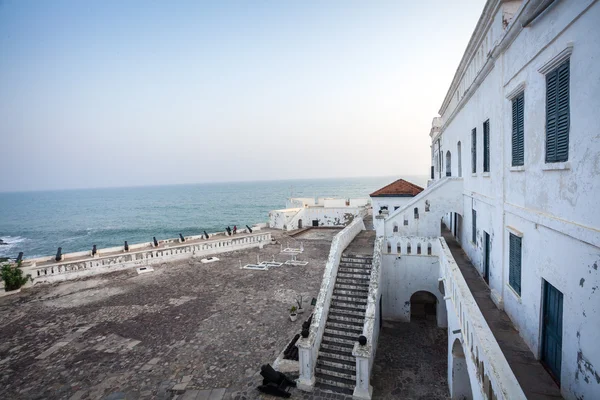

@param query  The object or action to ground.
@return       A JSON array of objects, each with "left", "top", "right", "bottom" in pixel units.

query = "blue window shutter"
[
  {"left": 483, "top": 120, "right": 490, "bottom": 172},
  {"left": 546, "top": 60, "right": 570, "bottom": 162},
  {"left": 509, "top": 233, "right": 522, "bottom": 295},
  {"left": 512, "top": 93, "right": 525, "bottom": 166},
  {"left": 471, "top": 128, "right": 477, "bottom": 173}
]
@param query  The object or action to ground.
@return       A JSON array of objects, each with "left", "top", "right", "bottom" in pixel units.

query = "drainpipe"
[{"left": 522, "top": 0, "right": 556, "bottom": 27}]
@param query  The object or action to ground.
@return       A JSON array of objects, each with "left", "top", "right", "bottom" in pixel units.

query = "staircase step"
[
  {"left": 335, "top": 278, "right": 370, "bottom": 287},
  {"left": 331, "top": 301, "right": 367, "bottom": 311},
  {"left": 337, "top": 272, "right": 371, "bottom": 280},
  {"left": 326, "top": 321, "right": 364, "bottom": 333},
  {"left": 339, "top": 261, "right": 372, "bottom": 268},
  {"left": 328, "top": 312, "right": 365, "bottom": 325},
  {"left": 318, "top": 350, "right": 355, "bottom": 363},
  {"left": 321, "top": 339, "right": 354, "bottom": 351},
  {"left": 328, "top": 306, "right": 366, "bottom": 317},
  {"left": 331, "top": 295, "right": 367, "bottom": 304},
  {"left": 315, "top": 373, "right": 355, "bottom": 390},
  {"left": 325, "top": 327, "right": 361, "bottom": 338},
  {"left": 316, "top": 365, "right": 355, "bottom": 381},
  {"left": 323, "top": 332, "right": 357, "bottom": 345},
  {"left": 333, "top": 289, "right": 368, "bottom": 298},
  {"left": 338, "top": 267, "right": 371, "bottom": 275},
  {"left": 315, "top": 381, "right": 354, "bottom": 395},
  {"left": 334, "top": 283, "right": 369, "bottom": 292},
  {"left": 317, "top": 356, "right": 356, "bottom": 370},
  {"left": 342, "top": 255, "right": 372, "bottom": 261}
]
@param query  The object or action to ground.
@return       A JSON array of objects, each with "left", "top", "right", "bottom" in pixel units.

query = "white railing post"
[
  {"left": 353, "top": 354, "right": 372, "bottom": 399},
  {"left": 297, "top": 343, "right": 315, "bottom": 390}
]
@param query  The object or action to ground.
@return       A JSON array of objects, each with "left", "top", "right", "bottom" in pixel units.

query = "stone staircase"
[{"left": 315, "top": 253, "right": 373, "bottom": 394}]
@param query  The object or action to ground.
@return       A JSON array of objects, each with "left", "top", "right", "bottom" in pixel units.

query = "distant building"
[
  {"left": 269, "top": 197, "right": 369, "bottom": 230},
  {"left": 369, "top": 178, "right": 423, "bottom": 235}
]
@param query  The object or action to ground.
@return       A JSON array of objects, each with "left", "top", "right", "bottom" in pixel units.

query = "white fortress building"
[{"left": 296, "top": 1, "right": 600, "bottom": 399}]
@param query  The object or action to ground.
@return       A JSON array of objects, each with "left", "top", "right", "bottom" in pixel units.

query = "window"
[
  {"left": 483, "top": 120, "right": 490, "bottom": 172},
  {"left": 393, "top": 223, "right": 398, "bottom": 233},
  {"left": 471, "top": 128, "right": 477, "bottom": 173},
  {"left": 414, "top": 207, "right": 419, "bottom": 219},
  {"left": 509, "top": 233, "right": 522, "bottom": 295},
  {"left": 394, "top": 206, "right": 400, "bottom": 210},
  {"left": 512, "top": 93, "right": 525, "bottom": 166},
  {"left": 545, "top": 60, "right": 570, "bottom": 163},
  {"left": 472, "top": 209, "right": 477, "bottom": 244}
]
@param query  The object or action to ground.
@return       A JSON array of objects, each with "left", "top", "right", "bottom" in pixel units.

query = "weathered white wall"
[
  {"left": 269, "top": 208, "right": 302, "bottom": 230},
  {"left": 381, "top": 253, "right": 447, "bottom": 327},
  {"left": 428, "top": 2, "right": 600, "bottom": 398}
]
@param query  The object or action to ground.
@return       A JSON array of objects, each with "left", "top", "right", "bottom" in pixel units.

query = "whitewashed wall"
[{"left": 430, "top": 1, "right": 600, "bottom": 398}]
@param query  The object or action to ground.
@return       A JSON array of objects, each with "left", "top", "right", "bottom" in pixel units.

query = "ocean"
[{"left": 0, "top": 175, "right": 427, "bottom": 260}]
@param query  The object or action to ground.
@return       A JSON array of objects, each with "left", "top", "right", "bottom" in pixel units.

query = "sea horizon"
[{"left": 0, "top": 174, "right": 428, "bottom": 260}]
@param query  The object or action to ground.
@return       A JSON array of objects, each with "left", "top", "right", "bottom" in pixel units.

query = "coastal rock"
[{"left": 0, "top": 238, "right": 6, "bottom": 245}]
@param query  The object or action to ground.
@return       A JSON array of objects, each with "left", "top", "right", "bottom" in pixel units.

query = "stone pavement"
[{"left": 0, "top": 230, "right": 332, "bottom": 400}]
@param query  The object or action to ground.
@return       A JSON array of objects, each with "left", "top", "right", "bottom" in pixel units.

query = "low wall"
[{"left": 17, "top": 232, "right": 272, "bottom": 286}]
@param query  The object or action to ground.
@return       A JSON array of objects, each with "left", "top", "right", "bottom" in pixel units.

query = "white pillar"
[
  {"left": 353, "top": 355, "right": 372, "bottom": 399},
  {"left": 296, "top": 342, "right": 315, "bottom": 391}
]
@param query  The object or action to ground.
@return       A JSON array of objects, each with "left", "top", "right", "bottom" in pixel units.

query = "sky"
[{"left": 0, "top": 0, "right": 485, "bottom": 192}]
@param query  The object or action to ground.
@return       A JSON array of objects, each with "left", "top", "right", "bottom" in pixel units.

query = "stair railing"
[{"left": 352, "top": 236, "right": 384, "bottom": 399}]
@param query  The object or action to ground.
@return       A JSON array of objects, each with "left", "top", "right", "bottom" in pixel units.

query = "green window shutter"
[
  {"left": 509, "top": 233, "right": 522, "bottom": 295},
  {"left": 471, "top": 128, "right": 477, "bottom": 173},
  {"left": 512, "top": 93, "right": 525, "bottom": 166},
  {"left": 483, "top": 120, "right": 490, "bottom": 172},
  {"left": 472, "top": 209, "right": 476, "bottom": 244},
  {"left": 546, "top": 60, "right": 570, "bottom": 162}
]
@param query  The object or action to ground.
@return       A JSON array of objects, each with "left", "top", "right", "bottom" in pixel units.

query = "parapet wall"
[{"left": 10, "top": 230, "right": 271, "bottom": 287}]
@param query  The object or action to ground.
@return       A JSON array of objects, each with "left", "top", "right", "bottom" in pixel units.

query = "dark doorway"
[
  {"left": 312, "top": 220, "right": 319, "bottom": 227},
  {"left": 297, "top": 219, "right": 303, "bottom": 229},
  {"left": 483, "top": 231, "right": 490, "bottom": 284},
  {"left": 542, "top": 280, "right": 563, "bottom": 385},
  {"left": 453, "top": 213, "right": 458, "bottom": 237},
  {"left": 410, "top": 291, "right": 437, "bottom": 322}
]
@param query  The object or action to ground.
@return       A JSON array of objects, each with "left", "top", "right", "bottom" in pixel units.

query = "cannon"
[
  {"left": 124, "top": 241, "right": 129, "bottom": 251},
  {"left": 92, "top": 245, "right": 97, "bottom": 256},
  {"left": 256, "top": 364, "right": 295, "bottom": 398},
  {"left": 55, "top": 247, "right": 62, "bottom": 262},
  {"left": 153, "top": 237, "right": 158, "bottom": 247},
  {"left": 226, "top": 226, "right": 232, "bottom": 236},
  {"left": 203, "top": 231, "right": 209, "bottom": 239},
  {"left": 246, "top": 225, "right": 253, "bottom": 233},
  {"left": 16, "top": 252, "right": 23, "bottom": 263},
  {"left": 179, "top": 233, "right": 185, "bottom": 242}
]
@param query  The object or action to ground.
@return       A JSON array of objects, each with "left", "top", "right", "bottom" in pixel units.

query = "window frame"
[
  {"left": 483, "top": 120, "right": 490, "bottom": 172},
  {"left": 471, "top": 128, "right": 477, "bottom": 174},
  {"left": 508, "top": 232, "right": 522, "bottom": 296},
  {"left": 545, "top": 59, "right": 570, "bottom": 163},
  {"left": 511, "top": 92, "right": 525, "bottom": 167}
]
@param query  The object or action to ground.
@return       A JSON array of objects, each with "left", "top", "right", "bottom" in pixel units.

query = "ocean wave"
[{"left": 0, "top": 236, "right": 28, "bottom": 258}]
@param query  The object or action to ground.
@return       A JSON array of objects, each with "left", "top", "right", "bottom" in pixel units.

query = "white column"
[
  {"left": 353, "top": 355, "right": 372, "bottom": 399},
  {"left": 296, "top": 343, "right": 315, "bottom": 390}
]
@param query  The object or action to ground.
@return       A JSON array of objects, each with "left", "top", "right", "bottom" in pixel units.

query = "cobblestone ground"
[
  {"left": 371, "top": 319, "right": 449, "bottom": 400},
  {"left": 0, "top": 230, "right": 333, "bottom": 400}
]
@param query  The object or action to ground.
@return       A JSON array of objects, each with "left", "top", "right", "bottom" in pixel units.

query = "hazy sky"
[{"left": 0, "top": 0, "right": 485, "bottom": 192}]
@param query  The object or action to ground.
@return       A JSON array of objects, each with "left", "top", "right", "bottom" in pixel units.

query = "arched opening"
[
  {"left": 446, "top": 151, "right": 452, "bottom": 177},
  {"left": 393, "top": 222, "right": 398, "bottom": 233},
  {"left": 397, "top": 243, "right": 401, "bottom": 254},
  {"left": 451, "top": 339, "right": 473, "bottom": 399},
  {"left": 410, "top": 291, "right": 437, "bottom": 321},
  {"left": 387, "top": 242, "right": 392, "bottom": 253},
  {"left": 457, "top": 141, "right": 462, "bottom": 177},
  {"left": 414, "top": 207, "right": 419, "bottom": 219},
  {"left": 298, "top": 219, "right": 303, "bottom": 229}
]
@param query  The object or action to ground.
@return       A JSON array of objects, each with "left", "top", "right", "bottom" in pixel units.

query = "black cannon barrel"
[
  {"left": 179, "top": 233, "right": 185, "bottom": 242},
  {"left": 124, "top": 241, "right": 129, "bottom": 251},
  {"left": 203, "top": 231, "right": 209, "bottom": 239},
  {"left": 55, "top": 247, "right": 62, "bottom": 262},
  {"left": 246, "top": 225, "right": 253, "bottom": 233},
  {"left": 16, "top": 252, "right": 23, "bottom": 263},
  {"left": 153, "top": 237, "right": 158, "bottom": 247},
  {"left": 92, "top": 245, "right": 97, "bottom": 256}
]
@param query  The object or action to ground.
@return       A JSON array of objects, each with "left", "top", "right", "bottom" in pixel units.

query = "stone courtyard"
[{"left": 0, "top": 229, "right": 335, "bottom": 400}]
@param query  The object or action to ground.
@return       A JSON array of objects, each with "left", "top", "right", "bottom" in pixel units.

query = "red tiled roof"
[{"left": 370, "top": 179, "right": 424, "bottom": 198}]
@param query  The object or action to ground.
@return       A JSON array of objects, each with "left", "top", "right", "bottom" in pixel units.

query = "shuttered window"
[
  {"left": 483, "top": 120, "right": 490, "bottom": 172},
  {"left": 512, "top": 93, "right": 525, "bottom": 166},
  {"left": 471, "top": 128, "right": 477, "bottom": 173},
  {"left": 472, "top": 209, "right": 477, "bottom": 244},
  {"left": 509, "top": 233, "right": 522, "bottom": 296},
  {"left": 545, "top": 60, "right": 570, "bottom": 163}
]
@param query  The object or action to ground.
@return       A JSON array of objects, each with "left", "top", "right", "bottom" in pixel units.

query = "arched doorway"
[
  {"left": 451, "top": 338, "right": 473, "bottom": 399},
  {"left": 410, "top": 291, "right": 437, "bottom": 321},
  {"left": 446, "top": 151, "right": 452, "bottom": 177},
  {"left": 298, "top": 219, "right": 303, "bottom": 229},
  {"left": 457, "top": 142, "right": 462, "bottom": 177}
]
